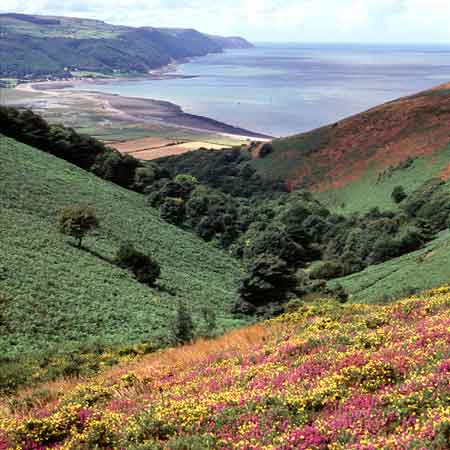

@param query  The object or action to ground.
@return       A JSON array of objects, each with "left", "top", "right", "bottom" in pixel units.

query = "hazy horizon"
[{"left": 2, "top": 1, "right": 450, "bottom": 45}]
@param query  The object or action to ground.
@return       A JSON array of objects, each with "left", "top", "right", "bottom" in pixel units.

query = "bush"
[
  {"left": 259, "top": 142, "right": 274, "bottom": 158},
  {"left": 310, "top": 261, "right": 345, "bottom": 280},
  {"left": 201, "top": 307, "right": 217, "bottom": 337},
  {"left": 93, "top": 152, "right": 141, "bottom": 189},
  {"left": 58, "top": 205, "right": 99, "bottom": 248},
  {"left": 391, "top": 186, "right": 407, "bottom": 203},
  {"left": 116, "top": 242, "right": 161, "bottom": 286},
  {"left": 328, "top": 283, "right": 349, "bottom": 303},
  {"left": 160, "top": 198, "right": 185, "bottom": 225},
  {"left": 171, "top": 301, "right": 195, "bottom": 344}
]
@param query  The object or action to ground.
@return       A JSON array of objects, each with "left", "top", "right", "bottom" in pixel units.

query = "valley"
[{"left": 1, "top": 9, "right": 450, "bottom": 450}]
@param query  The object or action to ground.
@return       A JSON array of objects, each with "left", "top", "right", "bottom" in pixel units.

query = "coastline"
[{"left": 13, "top": 77, "right": 271, "bottom": 142}]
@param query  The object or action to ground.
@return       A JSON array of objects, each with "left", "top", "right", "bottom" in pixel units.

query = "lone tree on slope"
[{"left": 58, "top": 205, "right": 99, "bottom": 248}]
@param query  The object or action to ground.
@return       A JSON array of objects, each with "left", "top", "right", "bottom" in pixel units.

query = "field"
[
  {"left": 108, "top": 137, "right": 232, "bottom": 161},
  {"left": 0, "top": 135, "right": 245, "bottom": 363},
  {"left": 1, "top": 287, "right": 449, "bottom": 449}
]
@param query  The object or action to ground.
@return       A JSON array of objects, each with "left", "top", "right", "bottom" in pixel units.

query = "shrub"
[
  {"left": 171, "top": 302, "right": 195, "bottom": 344},
  {"left": 200, "top": 307, "right": 217, "bottom": 337},
  {"left": 391, "top": 186, "right": 407, "bottom": 203},
  {"left": 310, "top": 260, "right": 345, "bottom": 280},
  {"left": 328, "top": 283, "right": 349, "bottom": 303},
  {"left": 160, "top": 198, "right": 185, "bottom": 225},
  {"left": 259, "top": 142, "right": 274, "bottom": 158},
  {"left": 116, "top": 242, "right": 160, "bottom": 286},
  {"left": 58, "top": 205, "right": 99, "bottom": 248},
  {"left": 93, "top": 152, "right": 141, "bottom": 189}
]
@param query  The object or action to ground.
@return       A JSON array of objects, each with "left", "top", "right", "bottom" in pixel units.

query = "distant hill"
[
  {"left": 0, "top": 13, "right": 253, "bottom": 78},
  {"left": 207, "top": 34, "right": 254, "bottom": 49},
  {"left": 252, "top": 83, "right": 450, "bottom": 213}
]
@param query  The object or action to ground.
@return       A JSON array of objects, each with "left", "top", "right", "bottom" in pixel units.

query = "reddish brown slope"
[{"left": 254, "top": 83, "right": 450, "bottom": 192}]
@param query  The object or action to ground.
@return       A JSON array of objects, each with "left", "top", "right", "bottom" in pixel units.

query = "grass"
[
  {"left": 318, "top": 144, "right": 450, "bottom": 214},
  {"left": 2, "top": 287, "right": 449, "bottom": 449},
  {"left": 0, "top": 15, "right": 121, "bottom": 40},
  {"left": 330, "top": 230, "right": 450, "bottom": 303},
  {"left": 251, "top": 126, "right": 331, "bottom": 183},
  {"left": 0, "top": 134, "right": 245, "bottom": 360}
]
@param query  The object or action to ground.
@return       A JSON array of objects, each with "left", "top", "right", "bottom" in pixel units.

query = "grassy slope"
[
  {"left": 2, "top": 288, "right": 449, "bottom": 449},
  {"left": 252, "top": 83, "right": 450, "bottom": 213},
  {"left": 330, "top": 230, "right": 450, "bottom": 303},
  {"left": 0, "top": 135, "right": 244, "bottom": 358},
  {"left": 318, "top": 144, "right": 450, "bottom": 214}
]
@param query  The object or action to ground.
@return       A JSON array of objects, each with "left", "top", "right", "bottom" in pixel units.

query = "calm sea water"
[{"left": 76, "top": 43, "right": 450, "bottom": 137}]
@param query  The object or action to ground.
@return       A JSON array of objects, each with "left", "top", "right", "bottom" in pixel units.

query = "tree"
[
  {"left": 160, "top": 197, "right": 185, "bottom": 225},
  {"left": 234, "top": 254, "right": 297, "bottom": 315},
  {"left": 392, "top": 186, "right": 407, "bottom": 204},
  {"left": 115, "top": 242, "right": 160, "bottom": 286},
  {"left": 171, "top": 301, "right": 195, "bottom": 344},
  {"left": 58, "top": 205, "right": 99, "bottom": 248}
]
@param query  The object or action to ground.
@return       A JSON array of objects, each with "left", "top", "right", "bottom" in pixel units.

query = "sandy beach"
[
  {"left": 4, "top": 78, "right": 270, "bottom": 160},
  {"left": 13, "top": 78, "right": 269, "bottom": 139}
]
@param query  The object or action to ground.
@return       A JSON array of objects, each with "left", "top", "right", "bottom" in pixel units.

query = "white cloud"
[{"left": 1, "top": 0, "right": 450, "bottom": 43}]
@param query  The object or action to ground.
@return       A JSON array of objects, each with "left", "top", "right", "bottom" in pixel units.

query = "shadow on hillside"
[
  {"left": 70, "top": 243, "right": 115, "bottom": 265},
  {"left": 70, "top": 243, "right": 176, "bottom": 295},
  {"left": 154, "top": 283, "right": 177, "bottom": 296}
]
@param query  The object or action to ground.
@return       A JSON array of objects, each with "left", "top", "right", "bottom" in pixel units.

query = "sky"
[{"left": 1, "top": 0, "right": 450, "bottom": 44}]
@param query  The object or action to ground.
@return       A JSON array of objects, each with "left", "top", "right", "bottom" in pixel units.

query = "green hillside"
[
  {"left": 331, "top": 230, "right": 450, "bottom": 303},
  {"left": 251, "top": 83, "right": 450, "bottom": 214},
  {"left": 0, "top": 13, "right": 252, "bottom": 78},
  {"left": 0, "top": 135, "right": 244, "bottom": 360}
]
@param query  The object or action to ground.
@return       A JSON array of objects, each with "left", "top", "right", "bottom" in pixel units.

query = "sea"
[{"left": 75, "top": 43, "right": 450, "bottom": 137}]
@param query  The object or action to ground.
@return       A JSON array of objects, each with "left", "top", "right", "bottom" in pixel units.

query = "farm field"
[{"left": 108, "top": 137, "right": 231, "bottom": 161}]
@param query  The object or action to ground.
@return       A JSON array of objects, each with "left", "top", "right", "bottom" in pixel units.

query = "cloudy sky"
[{"left": 2, "top": 0, "right": 450, "bottom": 44}]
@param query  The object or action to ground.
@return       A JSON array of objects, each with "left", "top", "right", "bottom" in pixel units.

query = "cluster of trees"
[
  {"left": 0, "top": 106, "right": 160, "bottom": 192},
  {"left": 6, "top": 107, "right": 450, "bottom": 318},
  {"left": 145, "top": 161, "right": 450, "bottom": 315},
  {"left": 155, "top": 147, "right": 285, "bottom": 197}
]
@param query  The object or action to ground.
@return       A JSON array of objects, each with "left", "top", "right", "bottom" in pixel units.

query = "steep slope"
[
  {"left": 330, "top": 229, "right": 450, "bottom": 303},
  {"left": 0, "top": 13, "right": 252, "bottom": 77},
  {"left": 2, "top": 288, "right": 449, "bottom": 449},
  {"left": 252, "top": 83, "right": 450, "bottom": 213},
  {"left": 0, "top": 135, "right": 244, "bottom": 359}
]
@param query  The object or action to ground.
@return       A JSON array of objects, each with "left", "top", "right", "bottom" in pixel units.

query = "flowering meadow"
[{"left": 1, "top": 287, "right": 450, "bottom": 450}]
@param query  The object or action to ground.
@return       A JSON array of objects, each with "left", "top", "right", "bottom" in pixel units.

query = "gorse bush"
[
  {"left": 3, "top": 288, "right": 450, "bottom": 449},
  {"left": 116, "top": 242, "right": 161, "bottom": 286}
]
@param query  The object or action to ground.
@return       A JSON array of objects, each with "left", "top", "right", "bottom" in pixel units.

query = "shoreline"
[{"left": 14, "top": 77, "right": 271, "bottom": 142}]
